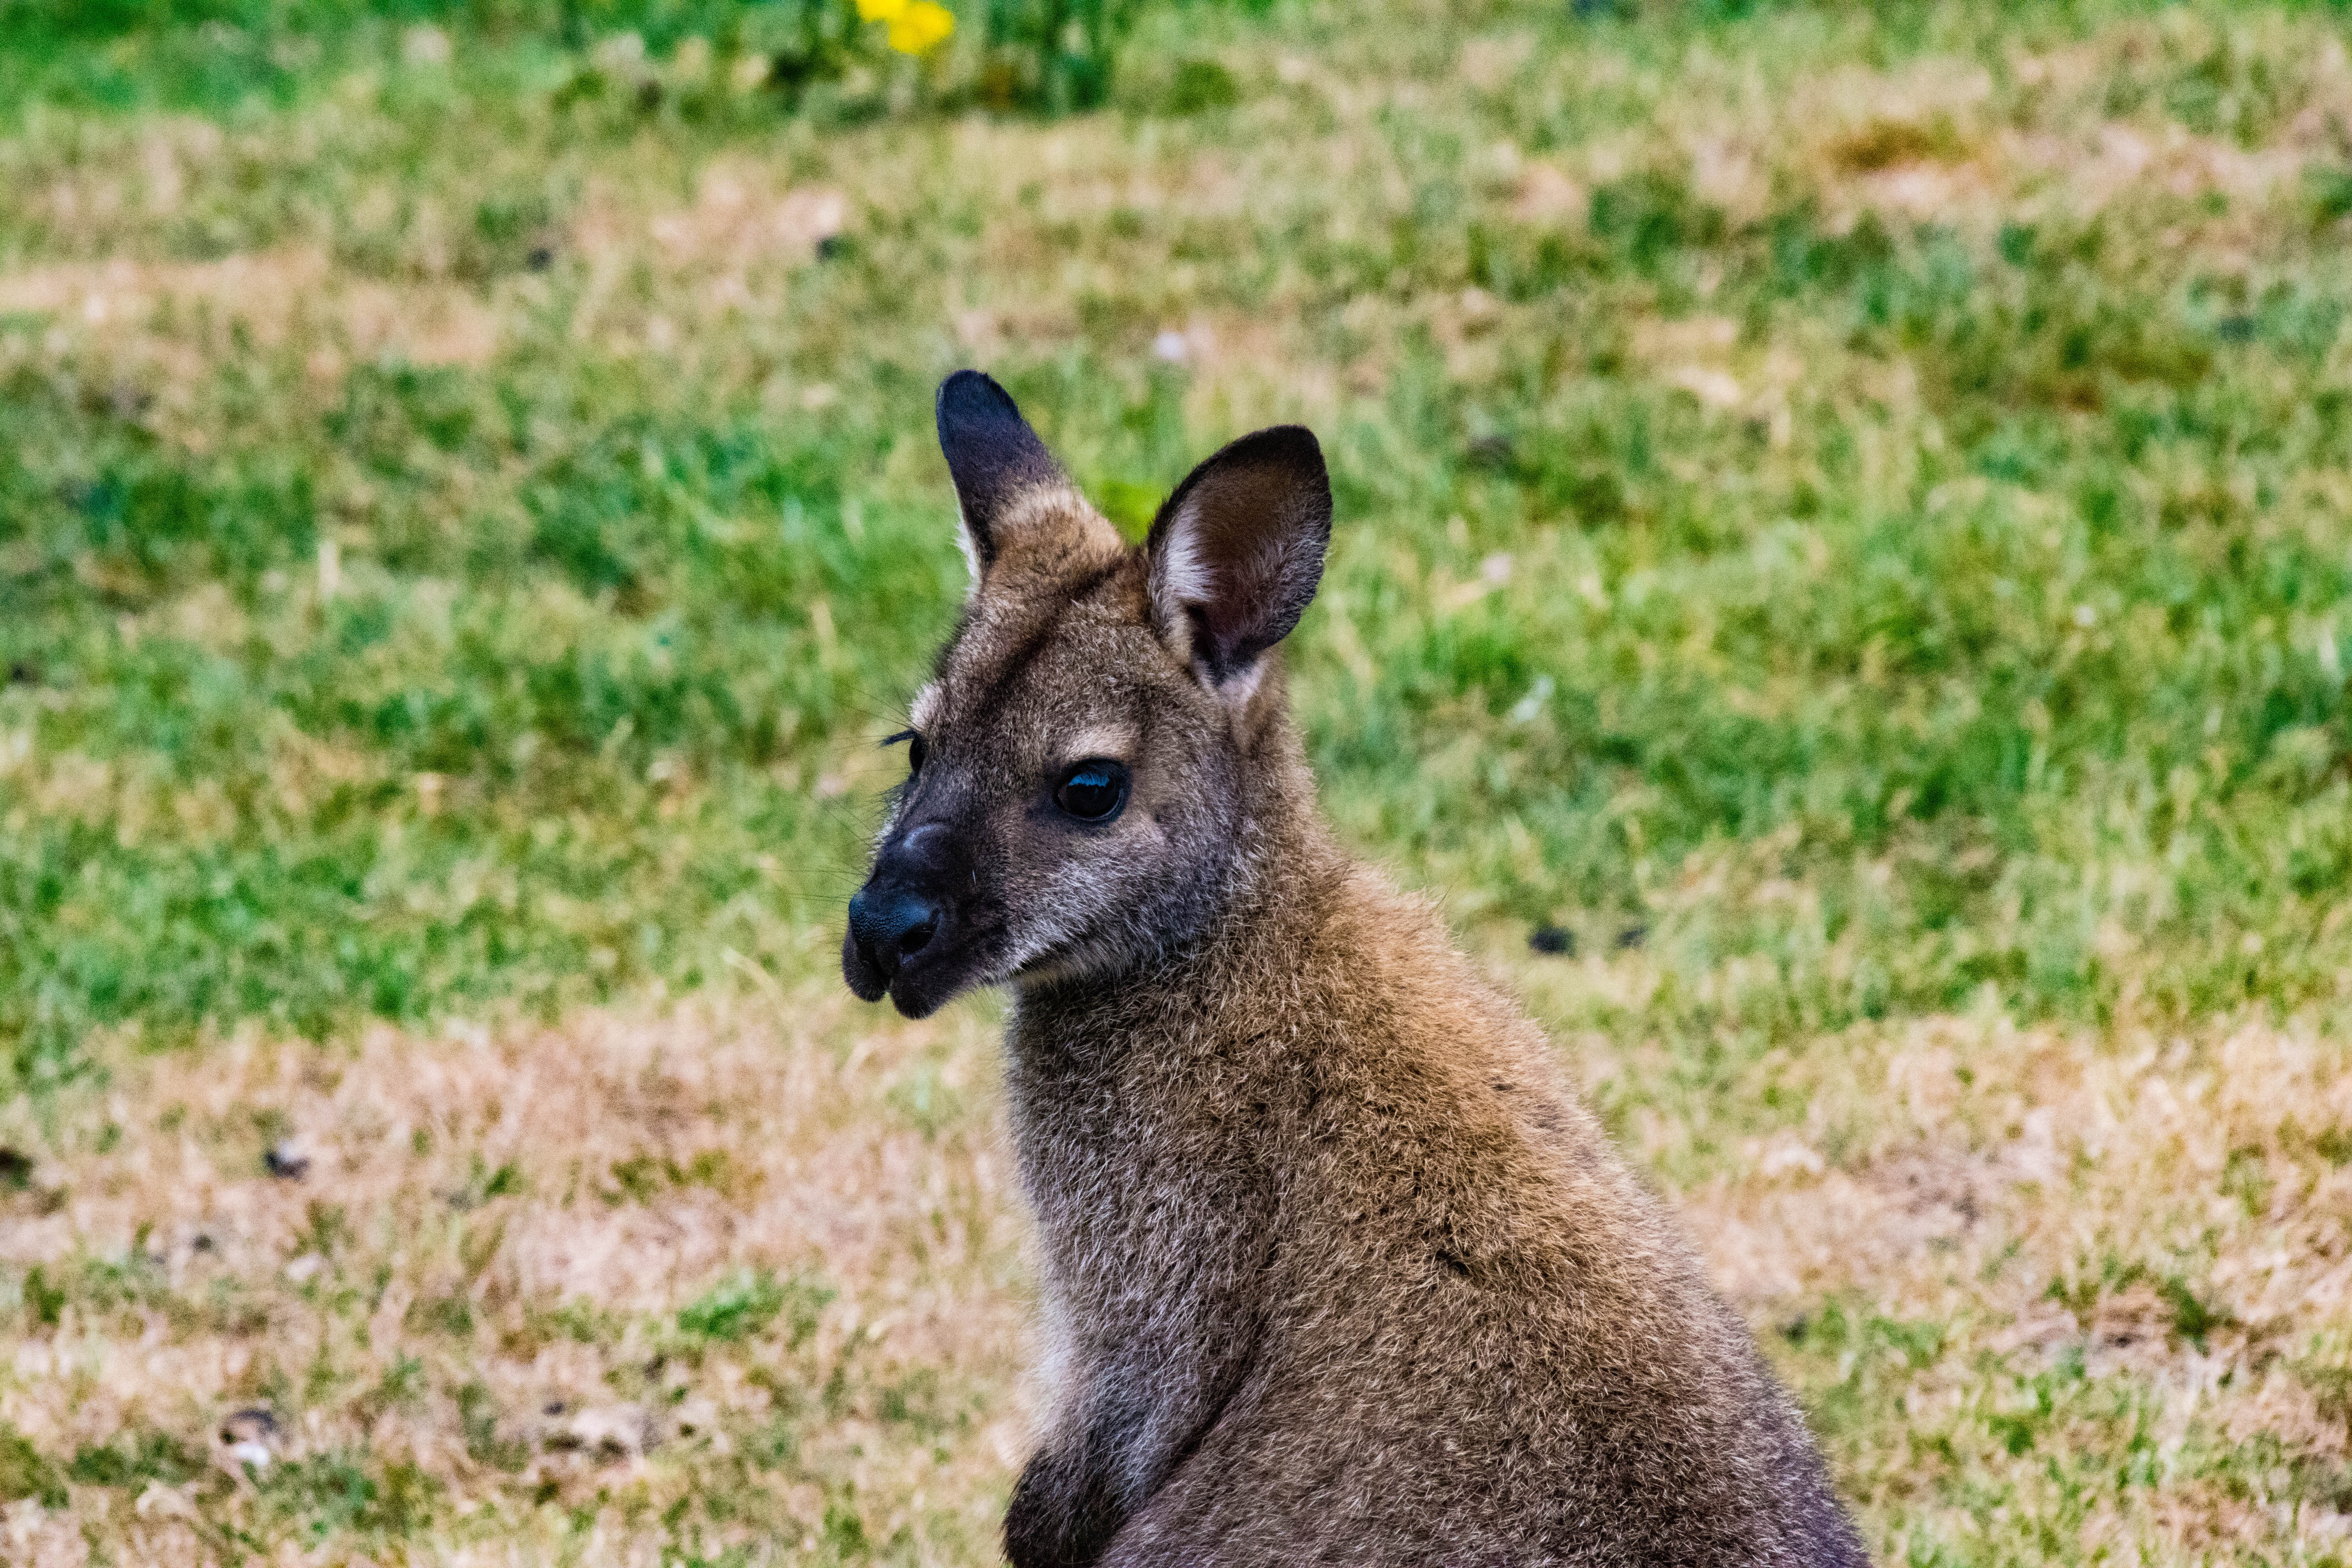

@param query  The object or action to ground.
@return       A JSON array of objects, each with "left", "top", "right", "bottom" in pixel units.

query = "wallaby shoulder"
[{"left": 1008, "top": 863, "right": 1860, "bottom": 1567}]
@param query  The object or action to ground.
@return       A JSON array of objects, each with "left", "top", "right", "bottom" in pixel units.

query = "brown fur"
[{"left": 843, "top": 373, "right": 1866, "bottom": 1566}]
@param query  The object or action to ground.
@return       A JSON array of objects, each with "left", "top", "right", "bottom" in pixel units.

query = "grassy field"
[{"left": 5, "top": 0, "right": 2352, "bottom": 1560}]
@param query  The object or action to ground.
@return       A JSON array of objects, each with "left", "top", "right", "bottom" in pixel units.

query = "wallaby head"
[{"left": 842, "top": 370, "right": 1332, "bottom": 1018}]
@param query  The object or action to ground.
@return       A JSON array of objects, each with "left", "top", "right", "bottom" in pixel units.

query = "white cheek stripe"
[{"left": 1215, "top": 658, "right": 1265, "bottom": 709}]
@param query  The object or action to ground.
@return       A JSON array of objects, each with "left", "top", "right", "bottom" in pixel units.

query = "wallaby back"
[{"left": 843, "top": 372, "right": 1867, "bottom": 1567}]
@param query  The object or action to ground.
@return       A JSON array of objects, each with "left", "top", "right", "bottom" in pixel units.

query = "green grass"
[
  {"left": 0, "top": 0, "right": 832, "bottom": 117},
  {"left": 7, "top": 0, "right": 2352, "bottom": 1560},
  {"left": 5, "top": 0, "right": 2348, "bottom": 1091}
]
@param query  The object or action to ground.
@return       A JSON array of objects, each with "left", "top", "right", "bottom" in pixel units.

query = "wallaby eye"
[
  {"left": 1054, "top": 760, "right": 1129, "bottom": 823},
  {"left": 884, "top": 729, "right": 927, "bottom": 775}
]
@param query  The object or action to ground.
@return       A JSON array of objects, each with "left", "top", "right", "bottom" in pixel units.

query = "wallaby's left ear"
[
  {"left": 936, "top": 369, "right": 1071, "bottom": 575},
  {"left": 1146, "top": 425, "right": 1331, "bottom": 691}
]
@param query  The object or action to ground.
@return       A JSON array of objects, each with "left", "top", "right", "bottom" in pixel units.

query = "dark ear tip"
[
  {"left": 1222, "top": 425, "right": 1331, "bottom": 513},
  {"left": 937, "top": 369, "right": 1022, "bottom": 432},
  {"left": 1230, "top": 423, "right": 1325, "bottom": 470}
]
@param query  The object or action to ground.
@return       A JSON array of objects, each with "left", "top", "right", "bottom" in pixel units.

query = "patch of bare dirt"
[{"left": 0, "top": 246, "right": 503, "bottom": 369}]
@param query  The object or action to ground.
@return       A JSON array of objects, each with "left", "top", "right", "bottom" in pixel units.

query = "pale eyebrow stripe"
[
  {"left": 909, "top": 683, "right": 942, "bottom": 730},
  {"left": 1061, "top": 725, "right": 1137, "bottom": 763}
]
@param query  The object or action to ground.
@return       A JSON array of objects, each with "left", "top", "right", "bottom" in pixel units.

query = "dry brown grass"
[
  {"left": 1509, "top": 940, "right": 2352, "bottom": 1559},
  {"left": 0, "top": 985, "right": 1029, "bottom": 1565},
  {"left": 6, "top": 957, "right": 2352, "bottom": 1561}
]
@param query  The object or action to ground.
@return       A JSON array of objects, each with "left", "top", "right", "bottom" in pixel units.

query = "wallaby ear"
[
  {"left": 935, "top": 370, "right": 1069, "bottom": 578},
  {"left": 1146, "top": 425, "right": 1332, "bottom": 691}
]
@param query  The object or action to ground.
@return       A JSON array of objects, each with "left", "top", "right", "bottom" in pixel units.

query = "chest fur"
[{"left": 1006, "top": 1017, "right": 1281, "bottom": 1347}]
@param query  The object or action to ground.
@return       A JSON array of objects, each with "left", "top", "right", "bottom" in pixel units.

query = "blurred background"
[{"left": 4, "top": 0, "right": 2352, "bottom": 1561}]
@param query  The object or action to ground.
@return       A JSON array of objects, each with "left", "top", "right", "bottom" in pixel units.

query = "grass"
[{"left": 5, "top": 0, "right": 2352, "bottom": 1560}]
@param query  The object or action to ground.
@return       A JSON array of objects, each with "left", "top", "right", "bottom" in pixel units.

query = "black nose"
[{"left": 847, "top": 887, "right": 939, "bottom": 983}]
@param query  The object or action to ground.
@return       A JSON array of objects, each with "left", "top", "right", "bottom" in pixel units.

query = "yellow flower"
[
  {"left": 885, "top": 0, "right": 954, "bottom": 54},
  {"left": 855, "top": 0, "right": 907, "bottom": 21}
]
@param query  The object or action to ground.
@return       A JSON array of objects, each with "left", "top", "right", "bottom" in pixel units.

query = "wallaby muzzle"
[{"left": 843, "top": 817, "right": 970, "bottom": 1017}]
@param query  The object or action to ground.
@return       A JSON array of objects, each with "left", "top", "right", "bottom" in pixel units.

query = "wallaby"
[{"left": 843, "top": 371, "right": 1868, "bottom": 1567}]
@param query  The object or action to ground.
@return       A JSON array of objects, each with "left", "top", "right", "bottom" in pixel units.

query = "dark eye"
[
  {"left": 1054, "top": 760, "right": 1129, "bottom": 823},
  {"left": 884, "top": 729, "right": 928, "bottom": 775}
]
